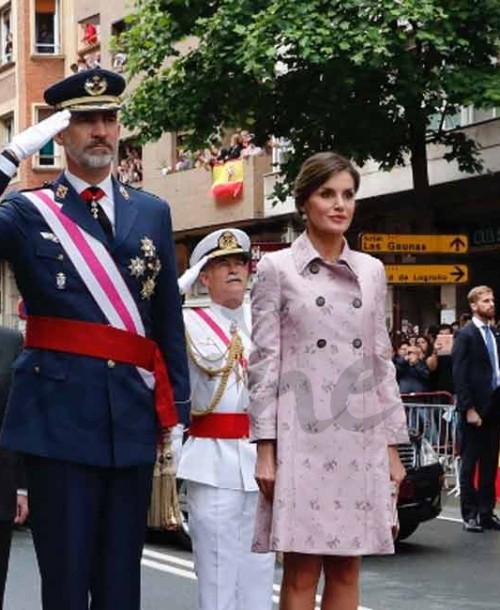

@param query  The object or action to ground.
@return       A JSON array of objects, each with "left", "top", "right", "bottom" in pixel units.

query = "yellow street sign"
[
  {"left": 385, "top": 264, "right": 468, "bottom": 284},
  {"left": 360, "top": 233, "right": 468, "bottom": 254}
]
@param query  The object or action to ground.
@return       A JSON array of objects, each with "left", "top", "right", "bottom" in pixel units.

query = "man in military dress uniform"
[
  {"left": 177, "top": 228, "right": 274, "bottom": 610},
  {"left": 0, "top": 69, "right": 190, "bottom": 609}
]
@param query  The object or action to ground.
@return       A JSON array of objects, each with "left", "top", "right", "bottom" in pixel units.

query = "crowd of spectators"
[
  {"left": 392, "top": 318, "right": 473, "bottom": 396},
  {"left": 68, "top": 23, "right": 101, "bottom": 74},
  {"left": 392, "top": 320, "right": 468, "bottom": 447},
  {"left": 116, "top": 146, "right": 143, "bottom": 186},
  {"left": 70, "top": 52, "right": 101, "bottom": 74},
  {"left": 162, "top": 130, "right": 264, "bottom": 176}
]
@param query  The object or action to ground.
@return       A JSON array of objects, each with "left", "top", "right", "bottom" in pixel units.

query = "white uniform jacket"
[{"left": 177, "top": 303, "right": 258, "bottom": 491}]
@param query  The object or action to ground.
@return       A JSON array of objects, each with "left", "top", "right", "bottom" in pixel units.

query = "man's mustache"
[{"left": 87, "top": 139, "right": 113, "bottom": 151}]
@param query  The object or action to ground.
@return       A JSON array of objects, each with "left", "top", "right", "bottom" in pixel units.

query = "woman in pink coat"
[{"left": 248, "top": 152, "right": 409, "bottom": 610}]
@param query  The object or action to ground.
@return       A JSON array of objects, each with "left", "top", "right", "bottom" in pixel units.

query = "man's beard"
[
  {"left": 80, "top": 151, "right": 115, "bottom": 168},
  {"left": 65, "top": 140, "right": 115, "bottom": 169}
]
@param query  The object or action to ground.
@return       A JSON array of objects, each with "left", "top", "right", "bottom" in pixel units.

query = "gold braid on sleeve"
[{"left": 186, "top": 328, "right": 245, "bottom": 417}]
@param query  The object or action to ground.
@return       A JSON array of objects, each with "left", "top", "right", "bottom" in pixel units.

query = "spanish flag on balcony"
[{"left": 211, "top": 159, "right": 244, "bottom": 200}]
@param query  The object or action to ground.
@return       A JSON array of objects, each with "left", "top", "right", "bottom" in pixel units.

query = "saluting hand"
[{"left": 10, "top": 109, "right": 71, "bottom": 162}]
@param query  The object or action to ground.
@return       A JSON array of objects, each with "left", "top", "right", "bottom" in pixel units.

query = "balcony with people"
[{"left": 142, "top": 130, "right": 271, "bottom": 233}]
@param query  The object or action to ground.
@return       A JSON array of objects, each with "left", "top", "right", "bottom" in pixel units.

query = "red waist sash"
[
  {"left": 189, "top": 412, "right": 249, "bottom": 439},
  {"left": 25, "top": 315, "right": 177, "bottom": 428}
]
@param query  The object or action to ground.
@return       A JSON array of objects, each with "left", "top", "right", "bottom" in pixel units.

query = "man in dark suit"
[
  {"left": 0, "top": 69, "right": 190, "bottom": 609},
  {"left": 452, "top": 285, "right": 500, "bottom": 532},
  {"left": 0, "top": 325, "right": 28, "bottom": 608},
  {"left": 0, "top": 111, "right": 70, "bottom": 196}
]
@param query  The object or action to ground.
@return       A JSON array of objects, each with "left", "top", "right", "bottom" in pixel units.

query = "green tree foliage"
[{"left": 119, "top": 0, "right": 500, "bottom": 198}]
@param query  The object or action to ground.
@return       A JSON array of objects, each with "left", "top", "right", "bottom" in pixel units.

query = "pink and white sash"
[
  {"left": 24, "top": 188, "right": 155, "bottom": 389},
  {"left": 193, "top": 307, "right": 248, "bottom": 369}
]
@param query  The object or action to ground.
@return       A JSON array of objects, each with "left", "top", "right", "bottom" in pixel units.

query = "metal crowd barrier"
[{"left": 401, "top": 391, "right": 460, "bottom": 495}]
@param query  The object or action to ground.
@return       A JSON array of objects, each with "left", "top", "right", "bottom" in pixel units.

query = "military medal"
[
  {"left": 128, "top": 236, "right": 162, "bottom": 299},
  {"left": 128, "top": 257, "right": 146, "bottom": 278},
  {"left": 90, "top": 200, "right": 100, "bottom": 220}
]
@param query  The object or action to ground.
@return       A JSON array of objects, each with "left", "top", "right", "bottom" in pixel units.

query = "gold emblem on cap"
[
  {"left": 84, "top": 75, "right": 108, "bottom": 97},
  {"left": 55, "top": 184, "right": 68, "bottom": 199},
  {"left": 218, "top": 231, "right": 239, "bottom": 252}
]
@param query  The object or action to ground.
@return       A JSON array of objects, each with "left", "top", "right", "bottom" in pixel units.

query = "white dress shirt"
[{"left": 65, "top": 170, "right": 115, "bottom": 231}]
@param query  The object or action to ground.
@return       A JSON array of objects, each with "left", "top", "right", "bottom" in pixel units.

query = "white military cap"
[
  {"left": 178, "top": 228, "right": 251, "bottom": 295},
  {"left": 189, "top": 228, "right": 251, "bottom": 267}
]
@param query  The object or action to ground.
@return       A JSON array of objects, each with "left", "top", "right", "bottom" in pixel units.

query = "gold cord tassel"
[
  {"left": 187, "top": 326, "right": 245, "bottom": 417},
  {"left": 148, "top": 429, "right": 182, "bottom": 531}
]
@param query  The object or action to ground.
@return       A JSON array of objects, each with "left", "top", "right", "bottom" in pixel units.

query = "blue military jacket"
[{"left": 0, "top": 173, "right": 190, "bottom": 467}]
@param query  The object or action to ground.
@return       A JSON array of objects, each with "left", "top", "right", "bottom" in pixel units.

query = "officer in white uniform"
[{"left": 177, "top": 228, "right": 274, "bottom": 610}]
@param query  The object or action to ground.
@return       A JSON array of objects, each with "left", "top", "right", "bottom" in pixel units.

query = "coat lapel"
[
  {"left": 493, "top": 326, "right": 500, "bottom": 358},
  {"left": 111, "top": 178, "right": 137, "bottom": 252},
  {"left": 53, "top": 174, "right": 109, "bottom": 248}
]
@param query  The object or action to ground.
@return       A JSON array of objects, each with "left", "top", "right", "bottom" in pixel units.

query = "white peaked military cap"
[
  {"left": 189, "top": 228, "right": 251, "bottom": 267},
  {"left": 178, "top": 228, "right": 251, "bottom": 295}
]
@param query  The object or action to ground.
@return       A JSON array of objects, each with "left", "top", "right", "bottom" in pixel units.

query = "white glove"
[
  {"left": 177, "top": 255, "right": 209, "bottom": 295},
  {"left": 10, "top": 110, "right": 71, "bottom": 161},
  {"left": 169, "top": 423, "right": 185, "bottom": 472}
]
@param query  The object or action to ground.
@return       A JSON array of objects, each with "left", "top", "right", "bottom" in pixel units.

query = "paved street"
[{"left": 4, "top": 499, "right": 499, "bottom": 609}]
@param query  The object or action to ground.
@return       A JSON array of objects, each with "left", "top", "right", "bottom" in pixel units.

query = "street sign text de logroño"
[
  {"left": 360, "top": 233, "right": 468, "bottom": 254},
  {"left": 385, "top": 264, "right": 468, "bottom": 285}
]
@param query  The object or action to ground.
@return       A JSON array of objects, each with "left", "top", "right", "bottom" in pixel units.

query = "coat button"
[
  {"left": 316, "top": 296, "right": 325, "bottom": 307},
  {"left": 107, "top": 360, "right": 116, "bottom": 368},
  {"left": 353, "top": 298, "right": 362, "bottom": 308},
  {"left": 310, "top": 262, "right": 320, "bottom": 274},
  {"left": 58, "top": 254, "right": 64, "bottom": 261},
  {"left": 33, "top": 366, "right": 40, "bottom": 374},
  {"left": 317, "top": 339, "right": 327, "bottom": 348},
  {"left": 352, "top": 338, "right": 362, "bottom": 349}
]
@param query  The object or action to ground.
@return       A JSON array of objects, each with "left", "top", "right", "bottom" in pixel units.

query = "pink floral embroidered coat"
[{"left": 248, "top": 232, "right": 409, "bottom": 555}]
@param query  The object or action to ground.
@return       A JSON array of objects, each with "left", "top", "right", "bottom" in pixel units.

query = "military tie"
[
  {"left": 80, "top": 186, "right": 113, "bottom": 240},
  {"left": 483, "top": 324, "right": 498, "bottom": 389}
]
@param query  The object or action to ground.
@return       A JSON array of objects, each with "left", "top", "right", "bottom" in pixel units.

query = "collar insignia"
[
  {"left": 55, "top": 184, "right": 68, "bottom": 199},
  {"left": 119, "top": 185, "right": 129, "bottom": 200}
]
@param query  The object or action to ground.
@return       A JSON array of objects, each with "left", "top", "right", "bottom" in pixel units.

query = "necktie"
[
  {"left": 483, "top": 325, "right": 498, "bottom": 389},
  {"left": 80, "top": 187, "right": 113, "bottom": 240}
]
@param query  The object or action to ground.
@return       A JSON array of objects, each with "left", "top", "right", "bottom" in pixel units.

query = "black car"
[{"left": 396, "top": 430, "right": 444, "bottom": 541}]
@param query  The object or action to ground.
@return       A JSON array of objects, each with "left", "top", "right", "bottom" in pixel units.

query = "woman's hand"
[
  {"left": 388, "top": 445, "right": 406, "bottom": 487},
  {"left": 255, "top": 440, "right": 276, "bottom": 502}
]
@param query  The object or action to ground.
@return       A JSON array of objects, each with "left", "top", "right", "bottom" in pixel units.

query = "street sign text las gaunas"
[
  {"left": 361, "top": 233, "right": 468, "bottom": 254},
  {"left": 385, "top": 265, "right": 468, "bottom": 284}
]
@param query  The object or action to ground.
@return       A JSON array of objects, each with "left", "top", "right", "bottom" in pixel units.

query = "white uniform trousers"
[{"left": 187, "top": 482, "right": 274, "bottom": 610}]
